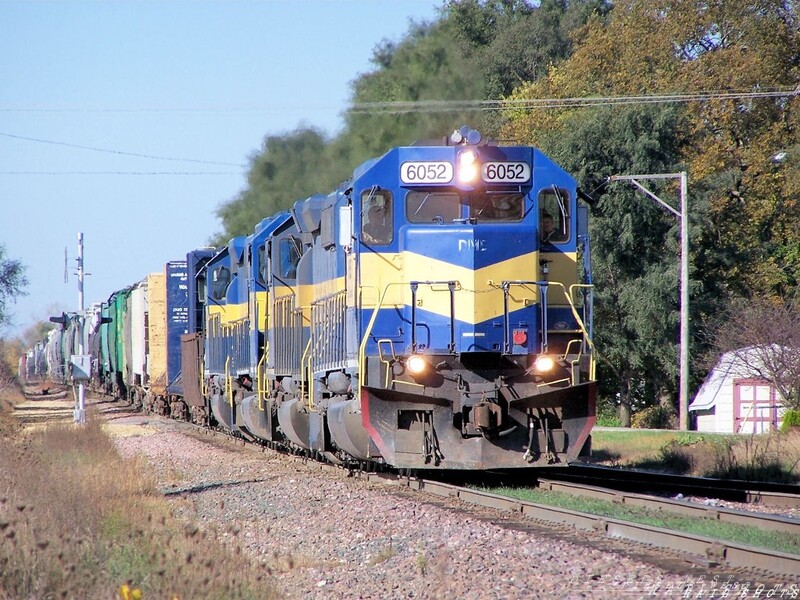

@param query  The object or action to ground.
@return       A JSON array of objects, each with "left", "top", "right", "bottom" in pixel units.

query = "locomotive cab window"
[
  {"left": 278, "top": 237, "right": 301, "bottom": 279},
  {"left": 469, "top": 192, "right": 524, "bottom": 222},
  {"left": 210, "top": 266, "right": 230, "bottom": 301},
  {"left": 256, "top": 244, "right": 268, "bottom": 285},
  {"left": 361, "top": 189, "right": 393, "bottom": 245},
  {"left": 406, "top": 191, "right": 460, "bottom": 223},
  {"left": 538, "top": 187, "right": 570, "bottom": 244}
]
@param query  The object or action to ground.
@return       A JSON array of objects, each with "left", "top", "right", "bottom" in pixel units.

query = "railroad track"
[
  {"left": 535, "top": 478, "right": 800, "bottom": 536},
  {"left": 13, "top": 391, "right": 800, "bottom": 580},
  {"left": 391, "top": 475, "right": 800, "bottom": 579},
  {"left": 192, "top": 424, "right": 800, "bottom": 580},
  {"left": 543, "top": 464, "right": 800, "bottom": 507}
]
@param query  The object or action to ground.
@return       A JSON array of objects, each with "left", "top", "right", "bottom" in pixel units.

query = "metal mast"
[{"left": 75, "top": 232, "right": 86, "bottom": 424}]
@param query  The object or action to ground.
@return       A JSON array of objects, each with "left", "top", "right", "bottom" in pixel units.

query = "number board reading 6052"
[
  {"left": 400, "top": 161, "right": 454, "bottom": 184},
  {"left": 481, "top": 162, "right": 531, "bottom": 183}
]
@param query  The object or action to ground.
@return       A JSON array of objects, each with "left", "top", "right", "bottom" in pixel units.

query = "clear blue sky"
[{"left": 1, "top": 0, "right": 442, "bottom": 338}]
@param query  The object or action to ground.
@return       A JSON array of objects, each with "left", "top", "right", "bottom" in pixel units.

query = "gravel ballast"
[{"left": 108, "top": 415, "right": 792, "bottom": 599}]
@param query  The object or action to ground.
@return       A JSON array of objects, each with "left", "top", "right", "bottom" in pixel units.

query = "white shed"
[{"left": 689, "top": 347, "right": 787, "bottom": 434}]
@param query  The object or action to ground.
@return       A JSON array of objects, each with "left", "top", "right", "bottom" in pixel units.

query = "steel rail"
[
  {"left": 545, "top": 464, "right": 800, "bottom": 507},
  {"left": 536, "top": 478, "right": 800, "bottom": 536},
  {"left": 377, "top": 476, "right": 800, "bottom": 579}
]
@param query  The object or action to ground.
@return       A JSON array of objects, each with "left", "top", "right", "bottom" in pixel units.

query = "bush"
[
  {"left": 631, "top": 405, "right": 676, "bottom": 430},
  {"left": 781, "top": 409, "right": 800, "bottom": 433},
  {"left": 595, "top": 399, "right": 622, "bottom": 427}
]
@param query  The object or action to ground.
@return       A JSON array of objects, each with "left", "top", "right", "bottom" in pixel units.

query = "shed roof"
[{"left": 689, "top": 346, "right": 774, "bottom": 412}]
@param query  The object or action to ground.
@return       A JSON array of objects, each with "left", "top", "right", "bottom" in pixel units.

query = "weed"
[
  {"left": 0, "top": 391, "right": 280, "bottom": 599},
  {"left": 369, "top": 545, "right": 398, "bottom": 566},
  {"left": 415, "top": 546, "right": 428, "bottom": 576}
]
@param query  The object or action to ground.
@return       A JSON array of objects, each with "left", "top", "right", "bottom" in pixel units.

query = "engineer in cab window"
[
  {"left": 363, "top": 202, "right": 392, "bottom": 244},
  {"left": 540, "top": 212, "right": 567, "bottom": 243}
]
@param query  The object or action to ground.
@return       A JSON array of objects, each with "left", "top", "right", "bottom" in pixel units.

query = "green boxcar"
[{"left": 108, "top": 288, "right": 132, "bottom": 399}]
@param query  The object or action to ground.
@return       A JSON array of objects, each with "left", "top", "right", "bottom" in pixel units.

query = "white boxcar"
[{"left": 129, "top": 279, "right": 148, "bottom": 387}]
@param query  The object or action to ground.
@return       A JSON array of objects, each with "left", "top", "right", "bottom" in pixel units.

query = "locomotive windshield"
[
  {"left": 406, "top": 191, "right": 460, "bottom": 223},
  {"left": 539, "top": 187, "right": 571, "bottom": 244},
  {"left": 361, "top": 189, "right": 393, "bottom": 245},
  {"left": 210, "top": 266, "right": 230, "bottom": 301},
  {"left": 469, "top": 192, "right": 524, "bottom": 221},
  {"left": 405, "top": 191, "right": 525, "bottom": 223}
]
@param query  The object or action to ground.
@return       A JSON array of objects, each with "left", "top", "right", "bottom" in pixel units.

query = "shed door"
[{"left": 733, "top": 379, "right": 777, "bottom": 434}]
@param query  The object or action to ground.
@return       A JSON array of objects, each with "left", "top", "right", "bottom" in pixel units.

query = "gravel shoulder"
[{"left": 104, "top": 412, "right": 782, "bottom": 600}]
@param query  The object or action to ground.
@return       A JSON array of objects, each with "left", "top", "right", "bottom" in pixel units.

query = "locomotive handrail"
[
  {"left": 200, "top": 349, "right": 208, "bottom": 400},
  {"left": 309, "top": 289, "right": 348, "bottom": 374},
  {"left": 256, "top": 350, "right": 267, "bottom": 411},
  {"left": 555, "top": 282, "right": 596, "bottom": 380},
  {"left": 409, "top": 280, "right": 458, "bottom": 354},
  {"left": 224, "top": 356, "right": 232, "bottom": 407},
  {"left": 376, "top": 338, "right": 425, "bottom": 390},
  {"left": 305, "top": 289, "right": 348, "bottom": 410},
  {"left": 357, "top": 282, "right": 406, "bottom": 402},
  {"left": 300, "top": 337, "right": 314, "bottom": 409},
  {"left": 376, "top": 339, "right": 396, "bottom": 388},
  {"left": 500, "top": 280, "right": 595, "bottom": 380}
]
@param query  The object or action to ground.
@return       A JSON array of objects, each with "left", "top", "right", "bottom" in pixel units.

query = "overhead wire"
[
  {"left": 0, "top": 132, "right": 245, "bottom": 167},
  {"left": 2, "top": 87, "right": 797, "bottom": 175},
  {"left": 0, "top": 171, "right": 240, "bottom": 175},
  {"left": 348, "top": 88, "right": 800, "bottom": 114}
]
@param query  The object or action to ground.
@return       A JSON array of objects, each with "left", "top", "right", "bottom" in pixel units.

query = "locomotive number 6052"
[
  {"left": 481, "top": 161, "right": 531, "bottom": 183},
  {"left": 400, "top": 161, "right": 454, "bottom": 184}
]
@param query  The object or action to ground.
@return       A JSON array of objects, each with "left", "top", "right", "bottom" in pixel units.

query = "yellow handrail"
[
  {"left": 224, "top": 356, "right": 232, "bottom": 406},
  {"left": 200, "top": 358, "right": 207, "bottom": 399},
  {"left": 299, "top": 337, "right": 313, "bottom": 409},
  {"left": 256, "top": 350, "right": 267, "bottom": 411},
  {"left": 357, "top": 282, "right": 405, "bottom": 402},
  {"left": 376, "top": 338, "right": 395, "bottom": 388},
  {"left": 543, "top": 281, "right": 596, "bottom": 381}
]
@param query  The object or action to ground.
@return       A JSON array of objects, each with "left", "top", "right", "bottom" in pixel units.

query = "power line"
[
  {"left": 0, "top": 132, "right": 246, "bottom": 167},
  {"left": 348, "top": 88, "right": 800, "bottom": 114},
  {"left": 2, "top": 88, "right": 796, "bottom": 117},
  {"left": 0, "top": 171, "right": 240, "bottom": 175},
  {"left": 0, "top": 105, "right": 334, "bottom": 114}
]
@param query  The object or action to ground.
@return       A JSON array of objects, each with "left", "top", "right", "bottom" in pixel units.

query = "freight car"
[{"left": 32, "top": 128, "right": 597, "bottom": 470}]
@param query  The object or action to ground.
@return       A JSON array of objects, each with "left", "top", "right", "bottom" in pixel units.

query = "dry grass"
[
  {"left": 589, "top": 429, "right": 800, "bottom": 482},
  {"left": 0, "top": 392, "right": 279, "bottom": 600}
]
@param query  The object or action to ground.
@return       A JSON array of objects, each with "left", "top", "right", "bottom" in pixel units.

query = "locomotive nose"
[{"left": 400, "top": 225, "right": 537, "bottom": 354}]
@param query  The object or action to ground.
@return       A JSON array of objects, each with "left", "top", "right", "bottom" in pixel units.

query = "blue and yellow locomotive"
[
  {"left": 201, "top": 127, "right": 596, "bottom": 469},
  {"left": 29, "top": 128, "right": 595, "bottom": 470}
]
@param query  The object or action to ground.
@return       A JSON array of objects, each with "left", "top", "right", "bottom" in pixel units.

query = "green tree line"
[
  {"left": 7, "top": 0, "right": 798, "bottom": 426},
  {"left": 213, "top": 0, "right": 800, "bottom": 424}
]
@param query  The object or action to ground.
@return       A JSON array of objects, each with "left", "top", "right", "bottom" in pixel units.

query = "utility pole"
[
  {"left": 609, "top": 172, "right": 690, "bottom": 431},
  {"left": 49, "top": 233, "right": 92, "bottom": 423},
  {"left": 75, "top": 232, "right": 87, "bottom": 424}
]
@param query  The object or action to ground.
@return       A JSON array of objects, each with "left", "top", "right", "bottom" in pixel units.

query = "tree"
[
  {"left": 0, "top": 245, "right": 28, "bottom": 392},
  {"left": 214, "top": 2, "right": 609, "bottom": 243},
  {"left": 0, "top": 244, "right": 27, "bottom": 328},
  {"left": 542, "top": 104, "right": 689, "bottom": 425},
  {"left": 709, "top": 296, "right": 800, "bottom": 411},
  {"left": 214, "top": 127, "right": 335, "bottom": 243},
  {"left": 343, "top": 17, "right": 485, "bottom": 157},
  {"left": 501, "top": 0, "right": 800, "bottom": 424},
  {"left": 446, "top": 0, "right": 610, "bottom": 131}
]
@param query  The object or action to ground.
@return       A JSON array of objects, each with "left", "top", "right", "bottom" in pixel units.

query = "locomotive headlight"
[
  {"left": 457, "top": 150, "right": 479, "bottom": 184},
  {"left": 406, "top": 355, "right": 428, "bottom": 375},
  {"left": 533, "top": 354, "right": 556, "bottom": 373}
]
